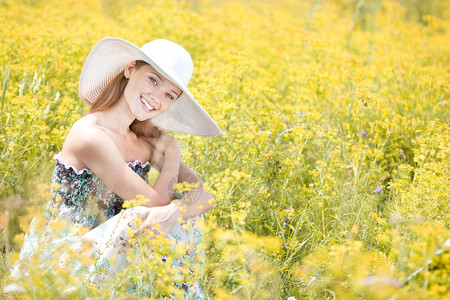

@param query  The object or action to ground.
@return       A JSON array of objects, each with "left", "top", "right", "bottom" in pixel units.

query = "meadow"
[{"left": 0, "top": 0, "right": 449, "bottom": 298}]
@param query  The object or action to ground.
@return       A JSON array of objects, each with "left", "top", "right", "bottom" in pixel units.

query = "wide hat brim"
[{"left": 79, "top": 37, "right": 224, "bottom": 137}]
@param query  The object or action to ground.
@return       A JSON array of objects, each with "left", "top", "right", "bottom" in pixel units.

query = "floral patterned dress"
[{"left": 12, "top": 153, "right": 204, "bottom": 298}]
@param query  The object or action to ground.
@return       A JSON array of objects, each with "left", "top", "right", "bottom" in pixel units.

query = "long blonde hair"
[{"left": 89, "top": 60, "right": 162, "bottom": 139}]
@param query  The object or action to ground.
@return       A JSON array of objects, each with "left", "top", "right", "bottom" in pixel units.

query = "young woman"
[{"left": 12, "top": 37, "right": 223, "bottom": 295}]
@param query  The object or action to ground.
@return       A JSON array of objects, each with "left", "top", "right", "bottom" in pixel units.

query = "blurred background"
[{"left": 0, "top": 0, "right": 449, "bottom": 298}]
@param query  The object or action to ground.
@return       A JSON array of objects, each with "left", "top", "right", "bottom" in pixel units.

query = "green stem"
[
  {"left": 347, "top": 85, "right": 354, "bottom": 124},
  {"left": 1, "top": 67, "right": 10, "bottom": 118}
]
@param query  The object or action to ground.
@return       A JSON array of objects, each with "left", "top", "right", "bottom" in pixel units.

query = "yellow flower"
[{"left": 109, "top": 256, "right": 116, "bottom": 266}]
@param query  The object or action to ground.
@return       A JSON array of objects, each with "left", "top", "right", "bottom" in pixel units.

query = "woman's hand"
[
  {"left": 173, "top": 163, "right": 215, "bottom": 219},
  {"left": 134, "top": 203, "right": 181, "bottom": 237},
  {"left": 174, "top": 191, "right": 214, "bottom": 220}
]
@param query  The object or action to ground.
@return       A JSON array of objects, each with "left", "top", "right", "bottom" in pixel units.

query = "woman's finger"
[{"left": 133, "top": 220, "right": 160, "bottom": 238}]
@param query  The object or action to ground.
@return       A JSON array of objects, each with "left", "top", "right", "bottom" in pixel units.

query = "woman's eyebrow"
[{"left": 152, "top": 72, "right": 162, "bottom": 81}]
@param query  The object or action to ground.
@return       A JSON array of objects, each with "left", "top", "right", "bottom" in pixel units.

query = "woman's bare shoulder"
[
  {"left": 60, "top": 115, "right": 115, "bottom": 168},
  {"left": 66, "top": 115, "right": 106, "bottom": 144}
]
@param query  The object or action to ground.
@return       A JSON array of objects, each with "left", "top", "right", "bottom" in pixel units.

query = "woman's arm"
[
  {"left": 132, "top": 138, "right": 215, "bottom": 237},
  {"left": 146, "top": 131, "right": 181, "bottom": 202},
  {"left": 61, "top": 120, "right": 174, "bottom": 207},
  {"left": 149, "top": 146, "right": 215, "bottom": 219},
  {"left": 134, "top": 160, "right": 215, "bottom": 237},
  {"left": 176, "top": 162, "right": 215, "bottom": 219}
]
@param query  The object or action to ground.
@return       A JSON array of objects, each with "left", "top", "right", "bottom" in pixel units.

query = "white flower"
[{"left": 3, "top": 283, "right": 25, "bottom": 294}]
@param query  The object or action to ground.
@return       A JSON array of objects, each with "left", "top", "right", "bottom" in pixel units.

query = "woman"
[{"left": 12, "top": 37, "right": 223, "bottom": 294}]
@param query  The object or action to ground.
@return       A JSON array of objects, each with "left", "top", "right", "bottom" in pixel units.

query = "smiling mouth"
[{"left": 140, "top": 96, "right": 156, "bottom": 112}]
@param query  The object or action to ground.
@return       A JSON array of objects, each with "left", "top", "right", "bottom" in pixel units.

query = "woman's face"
[{"left": 123, "top": 61, "right": 182, "bottom": 121}]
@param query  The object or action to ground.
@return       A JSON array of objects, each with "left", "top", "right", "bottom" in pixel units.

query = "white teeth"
[{"left": 141, "top": 97, "right": 155, "bottom": 111}]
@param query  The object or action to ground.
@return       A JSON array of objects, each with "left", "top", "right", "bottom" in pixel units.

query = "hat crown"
[{"left": 141, "top": 39, "right": 193, "bottom": 87}]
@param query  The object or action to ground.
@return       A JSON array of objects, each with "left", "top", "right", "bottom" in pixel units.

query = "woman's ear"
[{"left": 124, "top": 60, "right": 137, "bottom": 78}]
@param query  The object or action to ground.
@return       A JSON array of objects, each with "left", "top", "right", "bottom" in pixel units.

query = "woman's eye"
[
  {"left": 150, "top": 77, "right": 157, "bottom": 85},
  {"left": 166, "top": 93, "right": 174, "bottom": 100}
]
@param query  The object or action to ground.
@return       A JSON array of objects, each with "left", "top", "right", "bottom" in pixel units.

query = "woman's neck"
[{"left": 93, "top": 97, "right": 135, "bottom": 135}]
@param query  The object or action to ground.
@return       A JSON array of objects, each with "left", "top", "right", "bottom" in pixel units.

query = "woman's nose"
[
  {"left": 150, "top": 88, "right": 165, "bottom": 103},
  {"left": 149, "top": 91, "right": 162, "bottom": 105}
]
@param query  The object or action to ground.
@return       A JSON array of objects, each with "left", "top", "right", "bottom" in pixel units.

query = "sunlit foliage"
[{"left": 0, "top": 0, "right": 449, "bottom": 298}]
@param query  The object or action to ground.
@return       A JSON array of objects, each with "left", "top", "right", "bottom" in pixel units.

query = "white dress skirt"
[{"left": 9, "top": 154, "right": 205, "bottom": 299}]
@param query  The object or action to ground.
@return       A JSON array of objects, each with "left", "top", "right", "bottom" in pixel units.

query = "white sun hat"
[{"left": 78, "top": 37, "right": 224, "bottom": 137}]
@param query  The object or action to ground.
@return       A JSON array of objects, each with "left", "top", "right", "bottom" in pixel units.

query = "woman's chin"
[
  {"left": 136, "top": 113, "right": 156, "bottom": 122},
  {"left": 135, "top": 116, "right": 150, "bottom": 122},
  {"left": 134, "top": 109, "right": 167, "bottom": 122}
]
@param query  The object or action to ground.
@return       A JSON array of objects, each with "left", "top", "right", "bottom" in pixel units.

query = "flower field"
[{"left": 0, "top": 0, "right": 449, "bottom": 298}]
